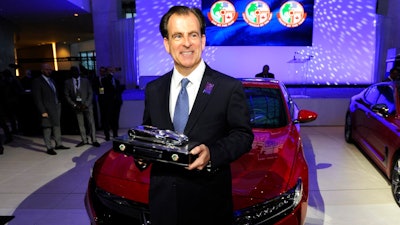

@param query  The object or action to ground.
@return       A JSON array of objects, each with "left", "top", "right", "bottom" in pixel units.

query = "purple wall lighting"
[{"left": 136, "top": 0, "right": 376, "bottom": 85}]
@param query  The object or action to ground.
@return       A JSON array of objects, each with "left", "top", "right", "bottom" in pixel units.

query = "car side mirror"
[
  {"left": 371, "top": 103, "right": 389, "bottom": 117},
  {"left": 295, "top": 109, "right": 318, "bottom": 123}
]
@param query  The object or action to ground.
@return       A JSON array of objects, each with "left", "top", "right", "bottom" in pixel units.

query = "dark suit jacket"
[
  {"left": 31, "top": 75, "right": 61, "bottom": 127},
  {"left": 64, "top": 77, "right": 93, "bottom": 109},
  {"left": 99, "top": 74, "right": 124, "bottom": 106},
  {"left": 143, "top": 65, "right": 254, "bottom": 225},
  {"left": 255, "top": 72, "right": 275, "bottom": 78}
]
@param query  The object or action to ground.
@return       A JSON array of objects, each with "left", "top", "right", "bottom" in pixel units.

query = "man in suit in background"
[
  {"left": 32, "top": 63, "right": 70, "bottom": 155},
  {"left": 64, "top": 66, "right": 100, "bottom": 148},
  {"left": 255, "top": 64, "right": 275, "bottom": 78},
  {"left": 383, "top": 67, "right": 400, "bottom": 81},
  {"left": 142, "top": 6, "right": 254, "bottom": 225},
  {"left": 97, "top": 66, "right": 125, "bottom": 140}
]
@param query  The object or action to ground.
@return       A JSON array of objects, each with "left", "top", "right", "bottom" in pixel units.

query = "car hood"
[
  {"left": 94, "top": 125, "right": 300, "bottom": 209},
  {"left": 231, "top": 126, "right": 300, "bottom": 209},
  {"left": 94, "top": 151, "right": 152, "bottom": 204}
]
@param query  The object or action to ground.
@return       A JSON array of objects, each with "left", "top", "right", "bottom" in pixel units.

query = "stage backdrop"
[{"left": 135, "top": 0, "right": 376, "bottom": 85}]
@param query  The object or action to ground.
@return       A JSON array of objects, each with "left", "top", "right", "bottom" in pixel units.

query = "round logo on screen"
[
  {"left": 277, "top": 1, "right": 307, "bottom": 28},
  {"left": 208, "top": 1, "right": 238, "bottom": 27},
  {"left": 243, "top": 1, "right": 272, "bottom": 27}
]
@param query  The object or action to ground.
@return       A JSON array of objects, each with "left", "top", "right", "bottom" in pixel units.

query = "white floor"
[{"left": 0, "top": 126, "right": 399, "bottom": 225}]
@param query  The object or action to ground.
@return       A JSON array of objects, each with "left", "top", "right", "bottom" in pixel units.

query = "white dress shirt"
[{"left": 169, "top": 60, "right": 206, "bottom": 122}]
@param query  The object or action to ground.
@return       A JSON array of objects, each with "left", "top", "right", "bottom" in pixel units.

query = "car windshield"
[{"left": 245, "top": 87, "right": 287, "bottom": 128}]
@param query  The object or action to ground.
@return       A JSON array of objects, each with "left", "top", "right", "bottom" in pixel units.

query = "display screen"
[{"left": 202, "top": 0, "right": 314, "bottom": 46}]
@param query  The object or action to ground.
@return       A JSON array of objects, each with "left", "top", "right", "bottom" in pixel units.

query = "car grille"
[
  {"left": 233, "top": 178, "right": 303, "bottom": 225},
  {"left": 93, "top": 185, "right": 151, "bottom": 225}
]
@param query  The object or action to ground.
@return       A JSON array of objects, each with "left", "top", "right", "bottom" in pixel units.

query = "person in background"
[
  {"left": 0, "top": 70, "right": 9, "bottom": 154},
  {"left": 97, "top": 66, "right": 125, "bottom": 140},
  {"left": 2, "top": 69, "right": 24, "bottom": 135},
  {"left": 64, "top": 66, "right": 100, "bottom": 148},
  {"left": 91, "top": 66, "right": 108, "bottom": 131},
  {"left": 31, "top": 63, "right": 70, "bottom": 155},
  {"left": 0, "top": 70, "right": 13, "bottom": 146},
  {"left": 255, "top": 64, "right": 275, "bottom": 78},
  {"left": 141, "top": 6, "right": 254, "bottom": 225},
  {"left": 20, "top": 69, "right": 33, "bottom": 91},
  {"left": 383, "top": 67, "right": 400, "bottom": 82}
]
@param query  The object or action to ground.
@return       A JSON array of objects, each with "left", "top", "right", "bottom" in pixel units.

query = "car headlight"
[{"left": 234, "top": 178, "right": 303, "bottom": 225}]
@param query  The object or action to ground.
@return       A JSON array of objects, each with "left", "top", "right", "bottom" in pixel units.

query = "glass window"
[
  {"left": 79, "top": 51, "right": 96, "bottom": 71},
  {"left": 122, "top": 0, "right": 136, "bottom": 19},
  {"left": 376, "top": 84, "right": 395, "bottom": 114},
  {"left": 245, "top": 87, "right": 288, "bottom": 128},
  {"left": 364, "top": 85, "right": 380, "bottom": 104}
]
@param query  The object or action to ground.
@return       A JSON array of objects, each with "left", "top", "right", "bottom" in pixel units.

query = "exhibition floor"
[{"left": 0, "top": 126, "right": 399, "bottom": 225}]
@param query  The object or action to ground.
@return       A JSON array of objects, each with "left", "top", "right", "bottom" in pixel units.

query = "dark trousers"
[{"left": 99, "top": 101, "right": 121, "bottom": 138}]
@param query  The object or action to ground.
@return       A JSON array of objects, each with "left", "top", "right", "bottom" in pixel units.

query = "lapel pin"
[{"left": 203, "top": 82, "right": 214, "bottom": 95}]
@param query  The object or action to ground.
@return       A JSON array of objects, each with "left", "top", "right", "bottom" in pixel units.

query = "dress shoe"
[
  {"left": 92, "top": 142, "right": 101, "bottom": 147},
  {"left": 46, "top": 149, "right": 57, "bottom": 155},
  {"left": 55, "top": 145, "right": 70, "bottom": 150},
  {"left": 75, "top": 141, "right": 86, "bottom": 147},
  {"left": 0, "top": 146, "right": 4, "bottom": 155}
]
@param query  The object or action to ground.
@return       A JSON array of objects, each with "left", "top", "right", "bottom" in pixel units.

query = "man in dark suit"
[
  {"left": 31, "top": 63, "right": 70, "bottom": 155},
  {"left": 255, "top": 64, "right": 275, "bottom": 78},
  {"left": 64, "top": 66, "right": 100, "bottom": 147},
  {"left": 97, "top": 67, "right": 125, "bottom": 140},
  {"left": 142, "top": 6, "right": 254, "bottom": 225},
  {"left": 383, "top": 67, "right": 400, "bottom": 81}
]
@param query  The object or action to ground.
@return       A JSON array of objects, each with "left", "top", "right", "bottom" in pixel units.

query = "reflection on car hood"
[
  {"left": 231, "top": 126, "right": 297, "bottom": 209},
  {"left": 94, "top": 126, "right": 299, "bottom": 210}
]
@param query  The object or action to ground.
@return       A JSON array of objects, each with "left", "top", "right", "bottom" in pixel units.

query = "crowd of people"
[{"left": 0, "top": 64, "right": 125, "bottom": 155}]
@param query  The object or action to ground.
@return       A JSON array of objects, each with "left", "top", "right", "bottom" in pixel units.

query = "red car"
[
  {"left": 85, "top": 79, "right": 318, "bottom": 224},
  {"left": 345, "top": 81, "right": 400, "bottom": 207}
]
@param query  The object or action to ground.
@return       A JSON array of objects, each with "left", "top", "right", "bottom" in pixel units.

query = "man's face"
[
  {"left": 163, "top": 12, "right": 206, "bottom": 76},
  {"left": 41, "top": 64, "right": 53, "bottom": 77},
  {"left": 100, "top": 68, "right": 107, "bottom": 77}
]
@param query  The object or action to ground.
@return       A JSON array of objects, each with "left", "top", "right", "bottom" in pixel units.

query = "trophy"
[{"left": 113, "top": 125, "right": 198, "bottom": 167}]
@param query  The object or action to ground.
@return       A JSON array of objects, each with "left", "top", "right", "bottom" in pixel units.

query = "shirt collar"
[
  {"left": 171, "top": 60, "right": 205, "bottom": 88},
  {"left": 42, "top": 74, "right": 51, "bottom": 81}
]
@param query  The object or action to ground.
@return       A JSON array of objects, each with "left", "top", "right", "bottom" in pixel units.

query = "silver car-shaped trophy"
[
  {"left": 113, "top": 125, "right": 198, "bottom": 167},
  {"left": 127, "top": 125, "right": 189, "bottom": 146}
]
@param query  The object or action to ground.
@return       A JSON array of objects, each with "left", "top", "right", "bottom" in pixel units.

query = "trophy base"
[{"left": 113, "top": 135, "right": 199, "bottom": 167}]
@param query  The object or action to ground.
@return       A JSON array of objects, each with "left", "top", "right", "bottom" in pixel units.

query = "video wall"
[
  {"left": 135, "top": 0, "right": 377, "bottom": 85},
  {"left": 202, "top": 0, "right": 314, "bottom": 46}
]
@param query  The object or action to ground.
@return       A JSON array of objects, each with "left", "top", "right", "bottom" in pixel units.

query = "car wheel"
[
  {"left": 392, "top": 154, "right": 400, "bottom": 207},
  {"left": 344, "top": 112, "right": 353, "bottom": 143}
]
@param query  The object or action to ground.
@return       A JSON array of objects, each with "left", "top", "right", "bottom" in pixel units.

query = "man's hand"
[
  {"left": 187, "top": 144, "right": 210, "bottom": 171},
  {"left": 41, "top": 112, "right": 48, "bottom": 118}
]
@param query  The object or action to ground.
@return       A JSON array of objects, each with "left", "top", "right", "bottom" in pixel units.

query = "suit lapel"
[
  {"left": 160, "top": 73, "right": 175, "bottom": 129},
  {"left": 185, "top": 66, "right": 217, "bottom": 134}
]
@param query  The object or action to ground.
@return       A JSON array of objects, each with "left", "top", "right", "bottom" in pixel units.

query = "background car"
[
  {"left": 344, "top": 81, "right": 400, "bottom": 207},
  {"left": 85, "top": 78, "right": 318, "bottom": 225}
]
